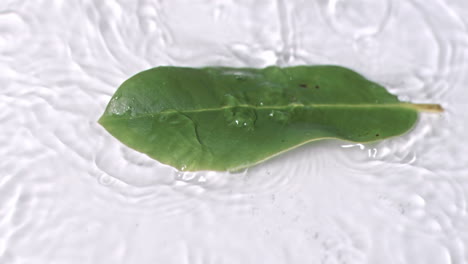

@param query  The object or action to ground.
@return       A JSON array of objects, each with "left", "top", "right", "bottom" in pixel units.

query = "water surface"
[{"left": 1, "top": 0, "right": 467, "bottom": 263}]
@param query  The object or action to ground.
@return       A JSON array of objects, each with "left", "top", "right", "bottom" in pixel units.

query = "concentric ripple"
[{"left": 1, "top": 0, "right": 467, "bottom": 263}]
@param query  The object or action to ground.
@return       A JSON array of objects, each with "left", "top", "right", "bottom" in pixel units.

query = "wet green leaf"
[{"left": 98, "top": 65, "right": 442, "bottom": 171}]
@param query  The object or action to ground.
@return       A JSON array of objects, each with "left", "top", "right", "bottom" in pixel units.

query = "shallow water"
[{"left": 1, "top": 0, "right": 468, "bottom": 263}]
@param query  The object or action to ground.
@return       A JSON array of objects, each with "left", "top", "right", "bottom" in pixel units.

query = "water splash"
[{"left": 1, "top": 0, "right": 468, "bottom": 263}]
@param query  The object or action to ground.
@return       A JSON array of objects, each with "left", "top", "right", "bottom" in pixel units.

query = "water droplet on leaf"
[
  {"left": 268, "top": 110, "right": 290, "bottom": 124},
  {"left": 224, "top": 107, "right": 256, "bottom": 130},
  {"left": 108, "top": 96, "right": 131, "bottom": 116}
]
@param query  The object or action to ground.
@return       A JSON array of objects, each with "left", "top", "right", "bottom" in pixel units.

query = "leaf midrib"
[{"left": 101, "top": 103, "right": 414, "bottom": 121}]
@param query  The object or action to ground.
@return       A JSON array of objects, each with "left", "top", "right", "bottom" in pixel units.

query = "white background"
[{"left": 1, "top": 0, "right": 468, "bottom": 263}]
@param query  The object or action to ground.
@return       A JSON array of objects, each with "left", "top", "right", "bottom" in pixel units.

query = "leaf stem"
[{"left": 407, "top": 103, "right": 444, "bottom": 113}]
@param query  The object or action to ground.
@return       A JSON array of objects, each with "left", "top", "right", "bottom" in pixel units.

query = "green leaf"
[{"left": 98, "top": 65, "right": 442, "bottom": 171}]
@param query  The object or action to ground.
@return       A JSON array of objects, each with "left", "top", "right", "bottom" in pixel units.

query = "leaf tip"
[{"left": 97, "top": 115, "right": 106, "bottom": 126}]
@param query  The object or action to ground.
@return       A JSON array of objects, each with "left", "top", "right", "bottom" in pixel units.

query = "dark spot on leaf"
[
  {"left": 281, "top": 139, "right": 285, "bottom": 142},
  {"left": 376, "top": 134, "right": 379, "bottom": 137},
  {"left": 315, "top": 85, "right": 320, "bottom": 89},
  {"left": 299, "top": 84, "right": 308, "bottom": 88}
]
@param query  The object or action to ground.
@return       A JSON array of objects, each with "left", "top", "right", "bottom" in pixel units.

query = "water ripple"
[{"left": 1, "top": 0, "right": 468, "bottom": 263}]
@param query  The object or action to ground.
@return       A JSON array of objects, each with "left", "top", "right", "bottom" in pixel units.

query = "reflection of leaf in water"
[{"left": 98, "top": 65, "right": 442, "bottom": 171}]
